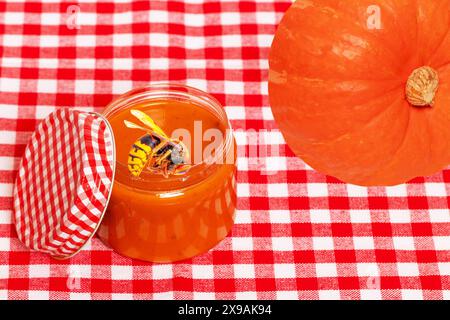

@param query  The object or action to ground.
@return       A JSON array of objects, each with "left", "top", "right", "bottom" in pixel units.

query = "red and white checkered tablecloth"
[{"left": 0, "top": 0, "right": 449, "bottom": 300}]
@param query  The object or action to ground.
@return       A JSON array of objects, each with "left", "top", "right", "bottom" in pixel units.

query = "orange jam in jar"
[{"left": 99, "top": 84, "right": 237, "bottom": 263}]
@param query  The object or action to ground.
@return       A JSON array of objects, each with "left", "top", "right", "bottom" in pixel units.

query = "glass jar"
[{"left": 98, "top": 84, "right": 237, "bottom": 263}]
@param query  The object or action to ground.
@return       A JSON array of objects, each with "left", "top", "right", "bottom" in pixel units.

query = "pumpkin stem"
[{"left": 405, "top": 66, "right": 439, "bottom": 107}]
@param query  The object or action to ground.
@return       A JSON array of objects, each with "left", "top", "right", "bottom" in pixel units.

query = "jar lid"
[{"left": 13, "top": 109, "right": 116, "bottom": 259}]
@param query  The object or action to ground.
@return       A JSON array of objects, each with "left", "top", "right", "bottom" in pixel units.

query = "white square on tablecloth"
[
  {"left": 276, "top": 291, "right": 298, "bottom": 300},
  {"left": 112, "top": 80, "right": 133, "bottom": 95},
  {"left": 262, "top": 131, "right": 284, "bottom": 145},
  {"left": 220, "top": 13, "right": 240, "bottom": 25},
  {"left": 397, "top": 263, "right": 420, "bottom": 277},
  {"left": 149, "top": 34, "right": 169, "bottom": 47},
  {"left": 360, "top": 289, "right": 382, "bottom": 300},
  {"left": 193, "top": 292, "right": 216, "bottom": 300},
  {"left": 433, "top": 236, "right": 450, "bottom": 251},
  {"left": 274, "top": 264, "right": 296, "bottom": 279},
  {"left": 40, "top": 13, "right": 60, "bottom": 25},
  {"left": 2, "top": 35, "right": 22, "bottom": 47},
  {"left": 223, "top": 59, "right": 243, "bottom": 70},
  {"left": 237, "top": 157, "right": 248, "bottom": 171},
  {"left": 353, "top": 237, "right": 375, "bottom": 250},
  {"left": 260, "top": 59, "right": 269, "bottom": 72},
  {"left": 113, "top": 33, "right": 133, "bottom": 47},
  {"left": 267, "top": 183, "right": 289, "bottom": 198},
  {"left": 261, "top": 107, "right": 274, "bottom": 121},
  {"left": 0, "top": 210, "right": 12, "bottom": 224},
  {"left": 4, "top": 12, "right": 25, "bottom": 25},
  {"left": 443, "top": 291, "right": 450, "bottom": 300},
  {"left": 310, "top": 210, "right": 331, "bottom": 224},
  {"left": 111, "top": 266, "right": 133, "bottom": 280},
  {"left": 235, "top": 291, "right": 258, "bottom": 300},
  {"left": 68, "top": 265, "right": 91, "bottom": 279},
  {"left": 272, "top": 237, "right": 294, "bottom": 251},
  {"left": 78, "top": 12, "right": 96, "bottom": 25},
  {"left": 265, "top": 157, "right": 287, "bottom": 173},
  {"left": 0, "top": 265, "right": 9, "bottom": 278},
  {"left": 235, "top": 210, "right": 252, "bottom": 224},
  {"left": 233, "top": 264, "right": 255, "bottom": 279},
  {"left": 225, "top": 106, "right": 246, "bottom": 120},
  {"left": 184, "top": 13, "right": 204, "bottom": 27},
  {"left": 29, "top": 264, "right": 50, "bottom": 278},
  {"left": 221, "top": 35, "right": 242, "bottom": 48},
  {"left": 438, "top": 262, "right": 450, "bottom": 276},
  {"left": 356, "top": 263, "right": 380, "bottom": 278},
  {"left": 39, "top": 35, "right": 59, "bottom": 47},
  {"left": 36, "top": 106, "right": 57, "bottom": 119},
  {"left": 315, "top": 263, "right": 338, "bottom": 278},
  {"left": 28, "top": 290, "right": 50, "bottom": 300},
  {"left": 152, "top": 264, "right": 173, "bottom": 280},
  {"left": 318, "top": 290, "right": 340, "bottom": 300},
  {"left": 111, "top": 293, "right": 133, "bottom": 300},
  {"left": 1, "top": 58, "right": 22, "bottom": 68},
  {"left": 185, "top": 59, "right": 206, "bottom": 70},
  {"left": 76, "top": 35, "right": 96, "bottom": 47},
  {"left": 149, "top": 10, "right": 169, "bottom": 23},
  {"left": 255, "top": 11, "right": 276, "bottom": 24},
  {"left": 75, "top": 80, "right": 95, "bottom": 94},
  {"left": 39, "top": 58, "right": 58, "bottom": 69},
  {"left": 76, "top": 58, "right": 96, "bottom": 69},
  {"left": 401, "top": 289, "right": 424, "bottom": 300},
  {"left": 237, "top": 183, "right": 250, "bottom": 198},
  {"left": 37, "top": 79, "right": 57, "bottom": 93},
  {"left": 307, "top": 183, "right": 329, "bottom": 197},
  {"left": 192, "top": 265, "right": 214, "bottom": 279},
  {"left": 0, "top": 182, "right": 12, "bottom": 195},
  {"left": 112, "top": 58, "right": 133, "bottom": 70},
  {"left": 389, "top": 210, "right": 412, "bottom": 223},
  {"left": 149, "top": 57, "right": 169, "bottom": 69},
  {"left": 69, "top": 293, "right": 91, "bottom": 300},
  {"left": 113, "top": 11, "right": 133, "bottom": 25},
  {"left": 233, "top": 131, "right": 247, "bottom": 146},
  {"left": 424, "top": 183, "right": 447, "bottom": 197},
  {"left": 186, "top": 79, "right": 207, "bottom": 91},
  {"left": 0, "top": 157, "right": 15, "bottom": 171},
  {"left": 429, "top": 210, "right": 450, "bottom": 223},
  {"left": 269, "top": 210, "right": 291, "bottom": 224},
  {"left": 224, "top": 80, "right": 245, "bottom": 94},
  {"left": 257, "top": 35, "right": 273, "bottom": 48},
  {"left": 346, "top": 184, "right": 368, "bottom": 197},
  {"left": 350, "top": 210, "right": 372, "bottom": 223},
  {"left": 0, "top": 238, "right": 10, "bottom": 251},
  {"left": 232, "top": 237, "right": 253, "bottom": 251},
  {"left": 385, "top": 185, "right": 408, "bottom": 197},
  {"left": 153, "top": 292, "right": 174, "bottom": 300},
  {"left": 312, "top": 237, "right": 334, "bottom": 250},
  {"left": 0, "top": 78, "right": 20, "bottom": 93},
  {"left": 392, "top": 237, "right": 416, "bottom": 250}
]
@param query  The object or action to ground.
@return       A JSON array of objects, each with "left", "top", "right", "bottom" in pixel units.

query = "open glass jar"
[{"left": 98, "top": 84, "right": 237, "bottom": 263}]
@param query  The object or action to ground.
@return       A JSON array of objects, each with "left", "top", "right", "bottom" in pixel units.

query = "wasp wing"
[
  {"left": 130, "top": 109, "right": 169, "bottom": 138},
  {"left": 124, "top": 120, "right": 175, "bottom": 146},
  {"left": 124, "top": 120, "right": 151, "bottom": 132}
]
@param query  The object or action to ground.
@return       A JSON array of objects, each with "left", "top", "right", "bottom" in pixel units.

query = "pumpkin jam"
[{"left": 98, "top": 91, "right": 237, "bottom": 263}]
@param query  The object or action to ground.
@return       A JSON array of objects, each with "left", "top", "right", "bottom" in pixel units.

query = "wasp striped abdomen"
[{"left": 128, "top": 135, "right": 160, "bottom": 177}]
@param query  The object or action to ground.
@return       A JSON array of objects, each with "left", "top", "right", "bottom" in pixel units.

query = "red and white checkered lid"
[{"left": 13, "top": 109, "right": 116, "bottom": 259}]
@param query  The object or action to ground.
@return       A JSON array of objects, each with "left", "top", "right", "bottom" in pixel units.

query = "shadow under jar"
[{"left": 99, "top": 84, "right": 237, "bottom": 263}]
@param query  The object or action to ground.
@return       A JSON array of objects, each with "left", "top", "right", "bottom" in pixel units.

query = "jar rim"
[{"left": 102, "top": 83, "right": 234, "bottom": 185}]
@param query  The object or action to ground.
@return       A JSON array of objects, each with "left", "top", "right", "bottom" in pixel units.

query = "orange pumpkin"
[{"left": 269, "top": 0, "right": 450, "bottom": 186}]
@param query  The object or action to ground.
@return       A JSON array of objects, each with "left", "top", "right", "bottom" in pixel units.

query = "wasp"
[{"left": 124, "top": 109, "right": 191, "bottom": 178}]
